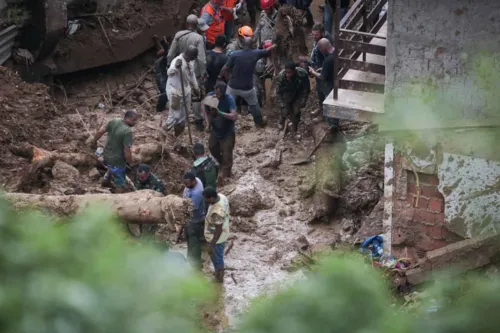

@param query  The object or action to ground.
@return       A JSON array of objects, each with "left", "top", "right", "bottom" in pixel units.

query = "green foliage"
[
  {"left": 3, "top": 198, "right": 500, "bottom": 333},
  {"left": 0, "top": 198, "right": 212, "bottom": 333}
]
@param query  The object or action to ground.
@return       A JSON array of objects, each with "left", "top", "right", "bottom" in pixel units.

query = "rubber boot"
[
  {"left": 194, "top": 119, "right": 204, "bottom": 132},
  {"left": 215, "top": 269, "right": 224, "bottom": 283},
  {"left": 174, "top": 124, "right": 185, "bottom": 137}
]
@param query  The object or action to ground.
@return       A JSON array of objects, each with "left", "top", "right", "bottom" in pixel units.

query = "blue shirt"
[
  {"left": 183, "top": 178, "right": 205, "bottom": 223},
  {"left": 226, "top": 49, "right": 270, "bottom": 90},
  {"left": 205, "top": 92, "right": 236, "bottom": 139}
]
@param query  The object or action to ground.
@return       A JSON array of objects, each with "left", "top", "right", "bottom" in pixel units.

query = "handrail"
[{"left": 332, "top": 0, "right": 388, "bottom": 97}]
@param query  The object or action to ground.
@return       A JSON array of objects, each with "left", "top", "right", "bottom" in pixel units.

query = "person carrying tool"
[
  {"left": 87, "top": 110, "right": 138, "bottom": 193},
  {"left": 183, "top": 171, "right": 206, "bottom": 270},
  {"left": 201, "top": 0, "right": 225, "bottom": 50},
  {"left": 168, "top": 15, "right": 209, "bottom": 131},
  {"left": 190, "top": 143, "right": 219, "bottom": 190},
  {"left": 153, "top": 36, "right": 170, "bottom": 114},
  {"left": 134, "top": 164, "right": 167, "bottom": 195},
  {"left": 165, "top": 45, "right": 200, "bottom": 136},
  {"left": 310, "top": 22, "right": 334, "bottom": 118},
  {"left": 308, "top": 38, "right": 339, "bottom": 135},
  {"left": 220, "top": 37, "right": 275, "bottom": 127},
  {"left": 203, "top": 186, "right": 230, "bottom": 283},
  {"left": 254, "top": 0, "right": 278, "bottom": 45},
  {"left": 203, "top": 82, "right": 237, "bottom": 179},
  {"left": 276, "top": 60, "right": 310, "bottom": 139},
  {"left": 205, "top": 35, "right": 228, "bottom": 95}
]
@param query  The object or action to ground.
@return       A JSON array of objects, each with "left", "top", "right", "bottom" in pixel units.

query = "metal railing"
[{"left": 332, "top": 0, "right": 388, "bottom": 99}]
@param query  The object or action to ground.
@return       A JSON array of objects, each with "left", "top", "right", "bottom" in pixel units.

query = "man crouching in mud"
[{"left": 87, "top": 110, "right": 138, "bottom": 193}]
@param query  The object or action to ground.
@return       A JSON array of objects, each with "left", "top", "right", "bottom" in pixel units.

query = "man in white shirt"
[{"left": 165, "top": 45, "right": 200, "bottom": 136}]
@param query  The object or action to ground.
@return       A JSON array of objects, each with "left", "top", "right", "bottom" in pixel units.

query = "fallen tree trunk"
[{"left": 3, "top": 191, "right": 192, "bottom": 228}]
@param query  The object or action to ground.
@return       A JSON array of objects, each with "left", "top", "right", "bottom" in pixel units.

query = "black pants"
[
  {"left": 185, "top": 223, "right": 204, "bottom": 270},
  {"left": 155, "top": 62, "right": 168, "bottom": 112},
  {"left": 246, "top": 0, "right": 260, "bottom": 25},
  {"left": 209, "top": 132, "right": 235, "bottom": 178}
]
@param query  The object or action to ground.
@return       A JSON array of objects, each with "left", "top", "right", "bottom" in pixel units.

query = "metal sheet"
[{"left": 437, "top": 153, "right": 500, "bottom": 238}]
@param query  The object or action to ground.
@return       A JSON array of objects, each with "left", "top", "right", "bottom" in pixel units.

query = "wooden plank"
[
  {"left": 338, "top": 58, "right": 386, "bottom": 75},
  {"left": 340, "top": 28, "right": 387, "bottom": 39},
  {"left": 339, "top": 79, "right": 385, "bottom": 93},
  {"left": 338, "top": 39, "right": 386, "bottom": 56}
]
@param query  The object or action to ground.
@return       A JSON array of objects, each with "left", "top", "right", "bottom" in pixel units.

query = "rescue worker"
[
  {"left": 221, "top": 0, "right": 240, "bottom": 41},
  {"left": 201, "top": 0, "right": 225, "bottom": 50},
  {"left": 167, "top": 15, "right": 208, "bottom": 131},
  {"left": 153, "top": 36, "right": 170, "bottom": 114},
  {"left": 221, "top": 37, "right": 274, "bottom": 127},
  {"left": 134, "top": 164, "right": 167, "bottom": 195},
  {"left": 225, "top": 26, "right": 264, "bottom": 111},
  {"left": 133, "top": 163, "right": 166, "bottom": 240},
  {"left": 276, "top": 60, "right": 310, "bottom": 139},
  {"left": 206, "top": 35, "right": 228, "bottom": 94},
  {"left": 165, "top": 46, "right": 200, "bottom": 136},
  {"left": 203, "top": 186, "right": 230, "bottom": 283},
  {"left": 310, "top": 22, "right": 334, "bottom": 117},
  {"left": 183, "top": 172, "right": 205, "bottom": 270},
  {"left": 254, "top": 0, "right": 277, "bottom": 45},
  {"left": 203, "top": 82, "right": 238, "bottom": 179},
  {"left": 226, "top": 25, "right": 254, "bottom": 54},
  {"left": 87, "top": 110, "right": 138, "bottom": 193},
  {"left": 245, "top": 0, "right": 262, "bottom": 26},
  {"left": 324, "top": 0, "right": 350, "bottom": 34},
  {"left": 190, "top": 143, "right": 219, "bottom": 190},
  {"left": 308, "top": 38, "right": 339, "bottom": 134}
]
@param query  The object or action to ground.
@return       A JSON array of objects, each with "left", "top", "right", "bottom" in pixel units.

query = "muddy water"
[{"left": 212, "top": 125, "right": 339, "bottom": 327}]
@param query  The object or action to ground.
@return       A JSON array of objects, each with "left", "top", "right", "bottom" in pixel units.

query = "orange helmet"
[
  {"left": 260, "top": 0, "right": 275, "bottom": 10},
  {"left": 238, "top": 25, "right": 254, "bottom": 38}
]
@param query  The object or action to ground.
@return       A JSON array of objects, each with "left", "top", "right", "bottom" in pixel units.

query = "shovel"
[{"left": 290, "top": 129, "right": 330, "bottom": 166}]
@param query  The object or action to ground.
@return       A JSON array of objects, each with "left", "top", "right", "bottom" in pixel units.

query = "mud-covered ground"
[{"left": 0, "top": 1, "right": 383, "bottom": 328}]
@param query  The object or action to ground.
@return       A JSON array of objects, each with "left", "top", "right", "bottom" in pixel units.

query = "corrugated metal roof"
[{"left": 0, "top": 25, "right": 18, "bottom": 65}]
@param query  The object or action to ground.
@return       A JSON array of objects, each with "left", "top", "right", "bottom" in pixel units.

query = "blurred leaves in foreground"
[
  {"left": 0, "top": 198, "right": 211, "bottom": 333},
  {"left": 1, "top": 196, "right": 500, "bottom": 333}
]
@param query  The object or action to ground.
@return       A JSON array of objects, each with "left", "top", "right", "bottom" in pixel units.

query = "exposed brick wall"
[{"left": 390, "top": 153, "right": 463, "bottom": 260}]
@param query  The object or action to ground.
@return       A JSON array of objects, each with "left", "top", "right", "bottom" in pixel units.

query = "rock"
[
  {"left": 355, "top": 199, "right": 384, "bottom": 238},
  {"left": 88, "top": 168, "right": 101, "bottom": 180},
  {"left": 232, "top": 217, "right": 257, "bottom": 233},
  {"left": 298, "top": 182, "right": 315, "bottom": 199},
  {"left": 260, "top": 148, "right": 282, "bottom": 169},
  {"left": 52, "top": 160, "right": 79, "bottom": 181},
  {"left": 228, "top": 186, "right": 268, "bottom": 217},
  {"left": 310, "top": 243, "right": 334, "bottom": 255},
  {"left": 245, "top": 146, "right": 260, "bottom": 157}
]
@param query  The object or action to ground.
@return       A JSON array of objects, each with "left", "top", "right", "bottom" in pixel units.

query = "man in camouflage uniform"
[
  {"left": 275, "top": 60, "right": 310, "bottom": 139},
  {"left": 132, "top": 164, "right": 167, "bottom": 240},
  {"left": 134, "top": 164, "right": 167, "bottom": 195}
]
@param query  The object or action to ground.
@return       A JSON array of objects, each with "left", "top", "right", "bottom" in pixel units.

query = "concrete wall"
[{"left": 382, "top": 0, "right": 500, "bottom": 131}]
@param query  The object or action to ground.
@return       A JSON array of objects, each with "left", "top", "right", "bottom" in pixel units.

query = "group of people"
[
  {"left": 86, "top": 0, "right": 347, "bottom": 283},
  {"left": 87, "top": 109, "right": 229, "bottom": 282}
]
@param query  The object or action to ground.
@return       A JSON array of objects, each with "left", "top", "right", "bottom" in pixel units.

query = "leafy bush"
[
  {"left": 1, "top": 196, "right": 500, "bottom": 333},
  {"left": 0, "top": 198, "right": 212, "bottom": 333}
]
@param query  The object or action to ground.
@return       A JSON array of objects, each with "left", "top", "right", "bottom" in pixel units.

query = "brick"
[
  {"left": 429, "top": 198, "right": 444, "bottom": 213},
  {"left": 420, "top": 210, "right": 437, "bottom": 223},
  {"left": 407, "top": 194, "right": 415, "bottom": 207},
  {"left": 418, "top": 173, "right": 440, "bottom": 186},
  {"left": 415, "top": 197, "right": 429, "bottom": 209},
  {"left": 421, "top": 185, "right": 439, "bottom": 198},
  {"left": 435, "top": 213, "right": 445, "bottom": 223},
  {"left": 407, "top": 182, "right": 417, "bottom": 195},
  {"left": 407, "top": 233, "right": 500, "bottom": 285}
]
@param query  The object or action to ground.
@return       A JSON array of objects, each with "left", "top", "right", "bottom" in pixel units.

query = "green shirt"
[
  {"left": 103, "top": 119, "right": 133, "bottom": 167},
  {"left": 191, "top": 156, "right": 219, "bottom": 190}
]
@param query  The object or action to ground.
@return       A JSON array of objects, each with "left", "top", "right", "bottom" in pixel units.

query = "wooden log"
[{"left": 3, "top": 191, "right": 192, "bottom": 227}]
